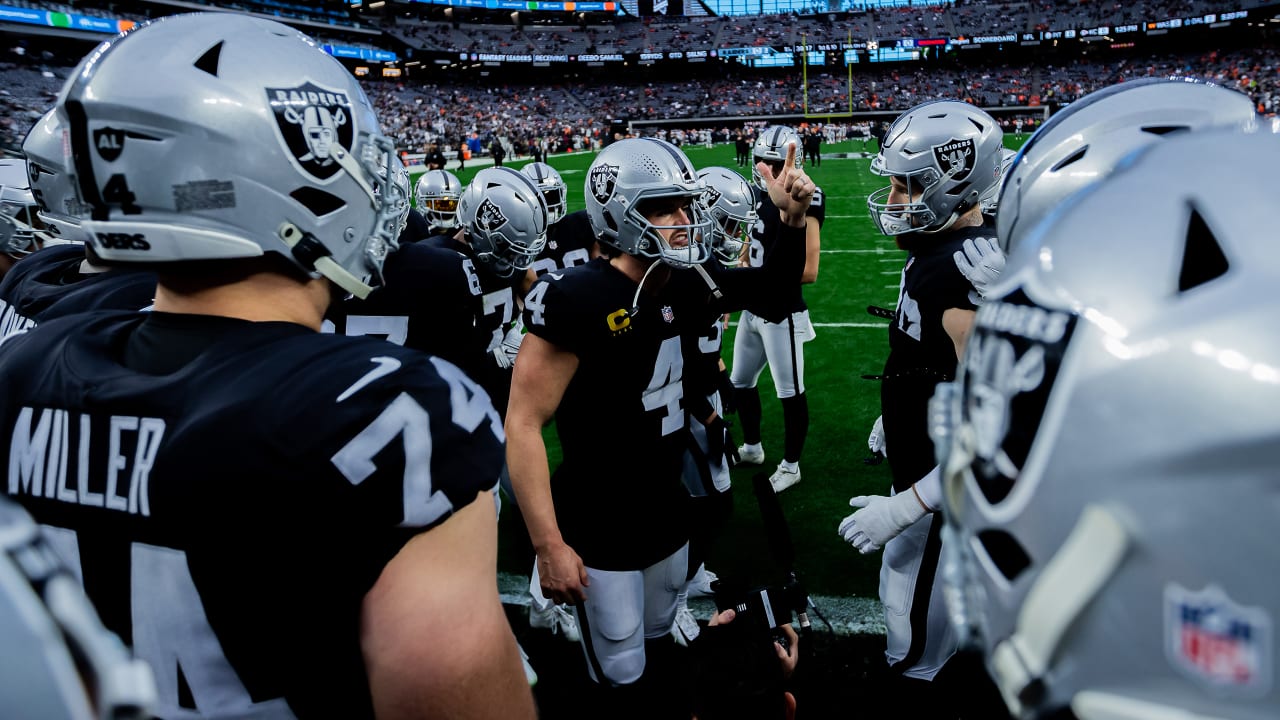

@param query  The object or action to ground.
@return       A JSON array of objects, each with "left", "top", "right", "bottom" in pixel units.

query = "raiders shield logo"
[
  {"left": 93, "top": 127, "right": 125, "bottom": 162},
  {"left": 476, "top": 198, "right": 508, "bottom": 232},
  {"left": 958, "top": 289, "right": 1076, "bottom": 505},
  {"left": 589, "top": 164, "right": 618, "bottom": 205},
  {"left": 267, "top": 82, "right": 355, "bottom": 183},
  {"left": 702, "top": 186, "right": 723, "bottom": 208},
  {"left": 932, "top": 138, "right": 976, "bottom": 182}
]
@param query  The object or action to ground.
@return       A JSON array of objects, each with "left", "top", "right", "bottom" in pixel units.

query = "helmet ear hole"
[
  {"left": 289, "top": 187, "right": 345, "bottom": 217},
  {"left": 1177, "top": 206, "right": 1229, "bottom": 293}
]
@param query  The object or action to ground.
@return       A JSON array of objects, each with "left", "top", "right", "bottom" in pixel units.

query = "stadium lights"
[{"left": 368, "top": 1, "right": 384, "bottom": 7}]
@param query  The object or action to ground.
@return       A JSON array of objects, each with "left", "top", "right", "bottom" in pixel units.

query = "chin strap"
[
  {"left": 990, "top": 504, "right": 1129, "bottom": 716},
  {"left": 629, "top": 257, "right": 666, "bottom": 319},
  {"left": 692, "top": 262, "right": 724, "bottom": 302}
]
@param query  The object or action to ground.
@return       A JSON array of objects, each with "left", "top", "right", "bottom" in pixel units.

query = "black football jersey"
[
  {"left": 745, "top": 185, "right": 824, "bottom": 321},
  {"left": 522, "top": 229, "right": 805, "bottom": 569},
  {"left": 329, "top": 237, "right": 524, "bottom": 417},
  {"left": 0, "top": 243, "right": 155, "bottom": 340},
  {"left": 880, "top": 224, "right": 986, "bottom": 491},
  {"left": 0, "top": 311, "right": 504, "bottom": 719},
  {"left": 532, "top": 209, "right": 595, "bottom": 277}
]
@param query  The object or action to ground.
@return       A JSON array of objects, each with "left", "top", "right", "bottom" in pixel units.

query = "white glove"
[
  {"left": 837, "top": 489, "right": 929, "bottom": 554},
  {"left": 867, "top": 415, "right": 887, "bottom": 458},
  {"left": 492, "top": 326, "right": 524, "bottom": 370},
  {"left": 953, "top": 236, "right": 1005, "bottom": 304}
]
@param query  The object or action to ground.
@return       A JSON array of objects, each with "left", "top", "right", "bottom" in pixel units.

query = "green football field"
[{"left": 413, "top": 135, "right": 1029, "bottom": 601}]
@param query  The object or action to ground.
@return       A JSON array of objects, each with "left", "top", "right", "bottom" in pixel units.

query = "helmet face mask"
[
  {"left": 415, "top": 169, "right": 462, "bottom": 229},
  {"left": 519, "top": 162, "right": 567, "bottom": 224},
  {"left": 457, "top": 167, "right": 548, "bottom": 278},
  {"left": 0, "top": 159, "right": 43, "bottom": 256},
  {"left": 867, "top": 100, "right": 1004, "bottom": 236},
  {"left": 57, "top": 13, "right": 400, "bottom": 299},
  {"left": 697, "top": 165, "right": 758, "bottom": 266},
  {"left": 584, "top": 137, "right": 713, "bottom": 268},
  {"left": 751, "top": 126, "right": 803, "bottom": 191},
  {"left": 24, "top": 110, "right": 91, "bottom": 246}
]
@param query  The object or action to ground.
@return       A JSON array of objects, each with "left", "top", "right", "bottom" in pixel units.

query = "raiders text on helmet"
[
  {"left": 939, "top": 127, "right": 1280, "bottom": 720},
  {"left": 867, "top": 100, "right": 1004, "bottom": 236}
]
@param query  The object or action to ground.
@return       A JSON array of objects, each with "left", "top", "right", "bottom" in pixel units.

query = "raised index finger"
[{"left": 784, "top": 140, "right": 797, "bottom": 172}]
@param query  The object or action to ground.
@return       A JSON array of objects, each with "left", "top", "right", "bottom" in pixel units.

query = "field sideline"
[{"left": 409, "top": 136, "right": 1029, "bottom": 623}]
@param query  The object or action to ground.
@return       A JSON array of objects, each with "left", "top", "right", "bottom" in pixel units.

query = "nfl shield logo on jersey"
[
  {"left": 267, "top": 82, "right": 355, "bottom": 182},
  {"left": 589, "top": 164, "right": 618, "bottom": 205},
  {"left": 1165, "top": 583, "right": 1273, "bottom": 693},
  {"left": 661, "top": 305, "right": 674, "bottom": 323},
  {"left": 932, "top": 138, "right": 975, "bottom": 182}
]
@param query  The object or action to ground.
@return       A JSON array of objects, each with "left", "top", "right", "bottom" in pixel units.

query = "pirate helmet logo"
[
  {"left": 589, "top": 163, "right": 618, "bottom": 205},
  {"left": 702, "top": 185, "right": 723, "bottom": 208},
  {"left": 932, "top": 137, "right": 976, "bottom": 182},
  {"left": 267, "top": 82, "right": 355, "bottom": 183},
  {"left": 476, "top": 197, "right": 508, "bottom": 233}
]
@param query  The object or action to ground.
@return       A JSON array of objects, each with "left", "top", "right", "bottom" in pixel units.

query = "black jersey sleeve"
[
  {"left": 277, "top": 343, "right": 505, "bottom": 534},
  {"left": 807, "top": 185, "right": 826, "bottom": 227},
  {"left": 522, "top": 271, "right": 587, "bottom": 354},
  {"left": 702, "top": 222, "right": 807, "bottom": 315}
]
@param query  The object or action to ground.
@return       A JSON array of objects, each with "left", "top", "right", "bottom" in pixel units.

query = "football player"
[
  {"left": 331, "top": 166, "right": 547, "bottom": 420},
  {"left": 942, "top": 126, "right": 1280, "bottom": 720},
  {"left": 730, "top": 125, "right": 824, "bottom": 493},
  {"left": 414, "top": 168, "right": 464, "bottom": 239},
  {"left": 523, "top": 161, "right": 599, "bottom": 278},
  {"left": 853, "top": 100, "right": 1006, "bottom": 716},
  {"left": 0, "top": 109, "right": 156, "bottom": 343},
  {"left": 668, "top": 165, "right": 760, "bottom": 646},
  {"left": 0, "top": 157, "right": 46, "bottom": 280},
  {"left": 0, "top": 14, "right": 534, "bottom": 719},
  {"left": 506, "top": 137, "right": 813, "bottom": 717}
]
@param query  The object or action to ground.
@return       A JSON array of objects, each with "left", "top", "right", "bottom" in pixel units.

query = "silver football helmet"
[
  {"left": 751, "top": 125, "right": 803, "bottom": 191},
  {"left": 56, "top": 13, "right": 400, "bottom": 298},
  {"left": 696, "top": 166, "right": 757, "bottom": 267},
  {"left": 584, "top": 137, "right": 713, "bottom": 268},
  {"left": 939, "top": 128, "right": 1280, "bottom": 720},
  {"left": 24, "top": 109, "right": 89, "bottom": 245},
  {"left": 996, "top": 77, "right": 1257, "bottom": 261},
  {"left": 414, "top": 169, "right": 462, "bottom": 229},
  {"left": 0, "top": 497, "right": 157, "bottom": 720},
  {"left": 457, "top": 167, "right": 548, "bottom": 278},
  {"left": 0, "top": 158, "right": 42, "bottom": 256},
  {"left": 520, "top": 162, "right": 567, "bottom": 224},
  {"left": 868, "top": 100, "right": 1004, "bottom": 236},
  {"left": 979, "top": 148, "right": 1017, "bottom": 218}
]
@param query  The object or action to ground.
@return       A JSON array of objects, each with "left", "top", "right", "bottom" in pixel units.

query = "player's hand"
[
  {"left": 953, "top": 236, "right": 1005, "bottom": 304},
  {"left": 493, "top": 326, "right": 524, "bottom": 370},
  {"left": 758, "top": 141, "right": 814, "bottom": 228},
  {"left": 867, "top": 415, "right": 887, "bottom": 458},
  {"left": 536, "top": 542, "right": 589, "bottom": 605},
  {"left": 775, "top": 623, "right": 799, "bottom": 679},
  {"left": 837, "top": 490, "right": 929, "bottom": 554}
]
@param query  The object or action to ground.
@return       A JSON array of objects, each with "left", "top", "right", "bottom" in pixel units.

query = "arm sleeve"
[{"left": 704, "top": 222, "right": 807, "bottom": 315}]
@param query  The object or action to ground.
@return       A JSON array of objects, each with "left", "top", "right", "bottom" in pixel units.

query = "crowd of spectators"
[
  {"left": 0, "top": 45, "right": 1275, "bottom": 158},
  {"left": 388, "top": 0, "right": 1268, "bottom": 56}
]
